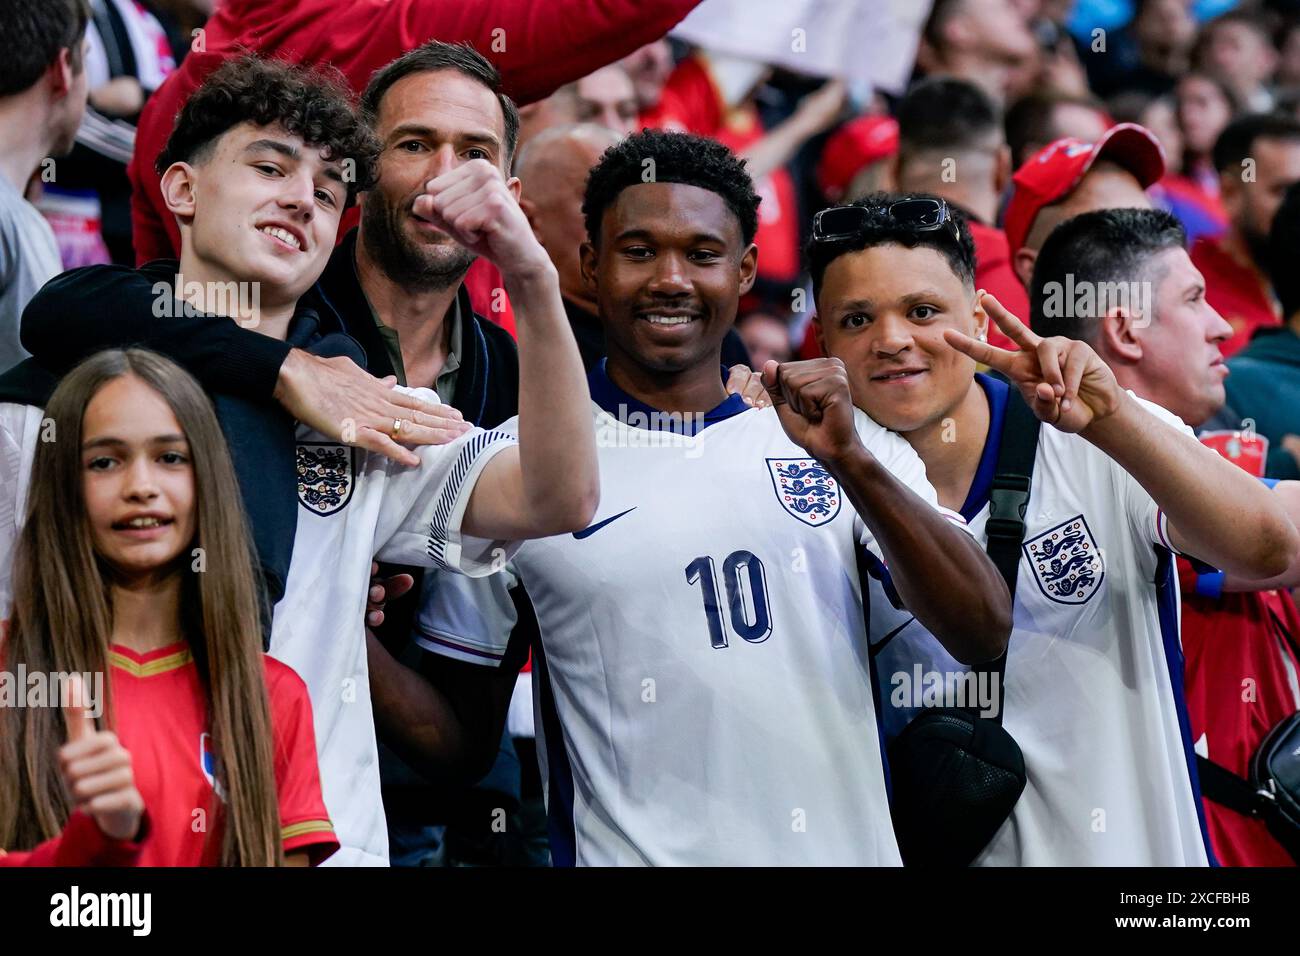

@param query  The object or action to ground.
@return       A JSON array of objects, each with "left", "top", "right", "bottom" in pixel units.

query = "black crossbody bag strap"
[{"left": 978, "top": 389, "right": 1041, "bottom": 727}]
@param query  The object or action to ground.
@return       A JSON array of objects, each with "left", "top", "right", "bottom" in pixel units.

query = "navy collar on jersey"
[
  {"left": 588, "top": 359, "right": 751, "bottom": 436},
  {"left": 958, "top": 372, "right": 1011, "bottom": 523}
]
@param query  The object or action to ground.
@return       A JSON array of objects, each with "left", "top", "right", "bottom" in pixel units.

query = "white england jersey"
[
  {"left": 872, "top": 374, "right": 1211, "bottom": 867},
  {"left": 272, "top": 390, "right": 517, "bottom": 867},
  {"left": 0, "top": 394, "right": 519, "bottom": 868},
  {"left": 0, "top": 402, "right": 41, "bottom": 615},
  {"left": 452, "top": 367, "right": 963, "bottom": 866}
]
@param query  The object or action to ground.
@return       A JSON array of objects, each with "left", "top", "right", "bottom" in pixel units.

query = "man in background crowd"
[
  {"left": 1031, "top": 206, "right": 1300, "bottom": 866},
  {"left": 1004, "top": 90, "right": 1110, "bottom": 170},
  {"left": 1226, "top": 181, "right": 1300, "bottom": 481},
  {"left": 1005, "top": 123, "right": 1163, "bottom": 294},
  {"left": 894, "top": 76, "right": 1027, "bottom": 334},
  {"left": 1191, "top": 113, "right": 1300, "bottom": 356},
  {"left": 0, "top": 0, "right": 88, "bottom": 372},
  {"left": 917, "top": 0, "right": 1038, "bottom": 102},
  {"left": 516, "top": 66, "right": 638, "bottom": 150}
]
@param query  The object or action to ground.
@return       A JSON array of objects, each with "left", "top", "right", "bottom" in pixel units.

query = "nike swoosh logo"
[{"left": 573, "top": 507, "right": 637, "bottom": 539}]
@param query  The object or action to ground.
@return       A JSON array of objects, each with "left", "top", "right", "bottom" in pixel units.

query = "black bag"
[
  {"left": 885, "top": 390, "right": 1039, "bottom": 867},
  {"left": 1196, "top": 607, "right": 1300, "bottom": 864}
]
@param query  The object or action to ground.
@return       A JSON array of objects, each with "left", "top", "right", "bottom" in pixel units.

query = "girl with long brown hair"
[{"left": 0, "top": 349, "right": 337, "bottom": 865}]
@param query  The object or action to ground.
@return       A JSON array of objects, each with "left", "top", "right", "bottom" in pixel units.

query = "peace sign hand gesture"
[{"left": 943, "top": 292, "right": 1123, "bottom": 434}]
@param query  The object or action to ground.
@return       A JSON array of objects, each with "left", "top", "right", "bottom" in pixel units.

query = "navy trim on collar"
[
  {"left": 588, "top": 359, "right": 750, "bottom": 436},
  {"left": 958, "top": 372, "right": 1011, "bottom": 523}
]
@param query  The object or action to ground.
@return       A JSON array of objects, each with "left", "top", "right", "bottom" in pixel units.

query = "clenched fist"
[
  {"left": 762, "top": 357, "right": 864, "bottom": 466},
  {"left": 411, "top": 160, "right": 553, "bottom": 281}
]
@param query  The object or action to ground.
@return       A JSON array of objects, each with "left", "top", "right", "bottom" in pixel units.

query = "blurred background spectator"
[
  {"left": 35, "top": 0, "right": 182, "bottom": 269},
  {"left": 1191, "top": 112, "right": 1300, "bottom": 353},
  {"left": 516, "top": 66, "right": 639, "bottom": 150},
  {"left": 0, "top": 0, "right": 90, "bottom": 373}
]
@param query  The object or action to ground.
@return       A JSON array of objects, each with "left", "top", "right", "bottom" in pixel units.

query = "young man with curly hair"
[{"left": 0, "top": 53, "right": 600, "bottom": 866}]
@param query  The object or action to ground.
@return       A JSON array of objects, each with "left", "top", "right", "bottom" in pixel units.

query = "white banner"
[{"left": 670, "top": 0, "right": 933, "bottom": 93}]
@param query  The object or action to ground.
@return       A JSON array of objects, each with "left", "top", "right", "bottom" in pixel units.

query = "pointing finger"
[
  {"left": 943, "top": 327, "right": 1017, "bottom": 374},
  {"left": 62, "top": 674, "right": 96, "bottom": 745}
]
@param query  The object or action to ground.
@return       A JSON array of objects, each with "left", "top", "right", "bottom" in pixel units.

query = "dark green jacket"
[{"left": 1225, "top": 326, "right": 1300, "bottom": 479}]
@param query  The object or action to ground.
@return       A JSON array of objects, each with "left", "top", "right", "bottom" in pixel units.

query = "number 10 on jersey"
[{"left": 685, "top": 551, "right": 772, "bottom": 648}]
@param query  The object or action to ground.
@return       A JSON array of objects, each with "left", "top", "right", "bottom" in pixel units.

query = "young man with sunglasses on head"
[
  {"left": 391, "top": 131, "right": 1012, "bottom": 866},
  {"left": 806, "top": 193, "right": 1299, "bottom": 866}
]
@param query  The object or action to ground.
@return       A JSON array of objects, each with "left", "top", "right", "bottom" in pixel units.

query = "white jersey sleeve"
[
  {"left": 412, "top": 566, "right": 519, "bottom": 667},
  {"left": 0, "top": 403, "right": 43, "bottom": 617},
  {"left": 369, "top": 388, "right": 520, "bottom": 576},
  {"left": 1116, "top": 394, "right": 1198, "bottom": 555},
  {"left": 406, "top": 410, "right": 527, "bottom": 663},
  {"left": 850, "top": 408, "right": 969, "bottom": 559}
]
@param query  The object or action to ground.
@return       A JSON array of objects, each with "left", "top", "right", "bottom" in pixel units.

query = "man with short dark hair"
[
  {"left": 895, "top": 76, "right": 1026, "bottom": 336},
  {"left": 808, "top": 192, "right": 1298, "bottom": 864},
  {"left": 0, "top": 0, "right": 90, "bottom": 372},
  {"left": 1031, "top": 205, "right": 1300, "bottom": 867},
  {"left": 1030, "top": 207, "right": 1225, "bottom": 426},
  {"left": 1191, "top": 113, "right": 1300, "bottom": 356},
  {"left": 1004, "top": 91, "right": 1111, "bottom": 170}
]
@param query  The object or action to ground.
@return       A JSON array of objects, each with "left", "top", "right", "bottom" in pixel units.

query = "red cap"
[
  {"left": 818, "top": 115, "right": 899, "bottom": 202},
  {"left": 1003, "top": 123, "right": 1166, "bottom": 254}
]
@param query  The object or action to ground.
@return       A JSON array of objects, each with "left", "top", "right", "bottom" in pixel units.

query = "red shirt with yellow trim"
[
  {"left": 0, "top": 810, "right": 149, "bottom": 867},
  {"left": 110, "top": 642, "right": 338, "bottom": 866}
]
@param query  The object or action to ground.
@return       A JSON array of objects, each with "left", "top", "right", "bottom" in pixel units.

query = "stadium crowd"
[{"left": 1, "top": 0, "right": 1299, "bottom": 868}]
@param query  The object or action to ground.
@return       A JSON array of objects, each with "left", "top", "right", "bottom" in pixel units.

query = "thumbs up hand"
[{"left": 58, "top": 674, "right": 144, "bottom": 842}]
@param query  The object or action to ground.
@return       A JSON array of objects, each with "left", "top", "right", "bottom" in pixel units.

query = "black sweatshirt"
[{"left": 2, "top": 259, "right": 366, "bottom": 615}]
